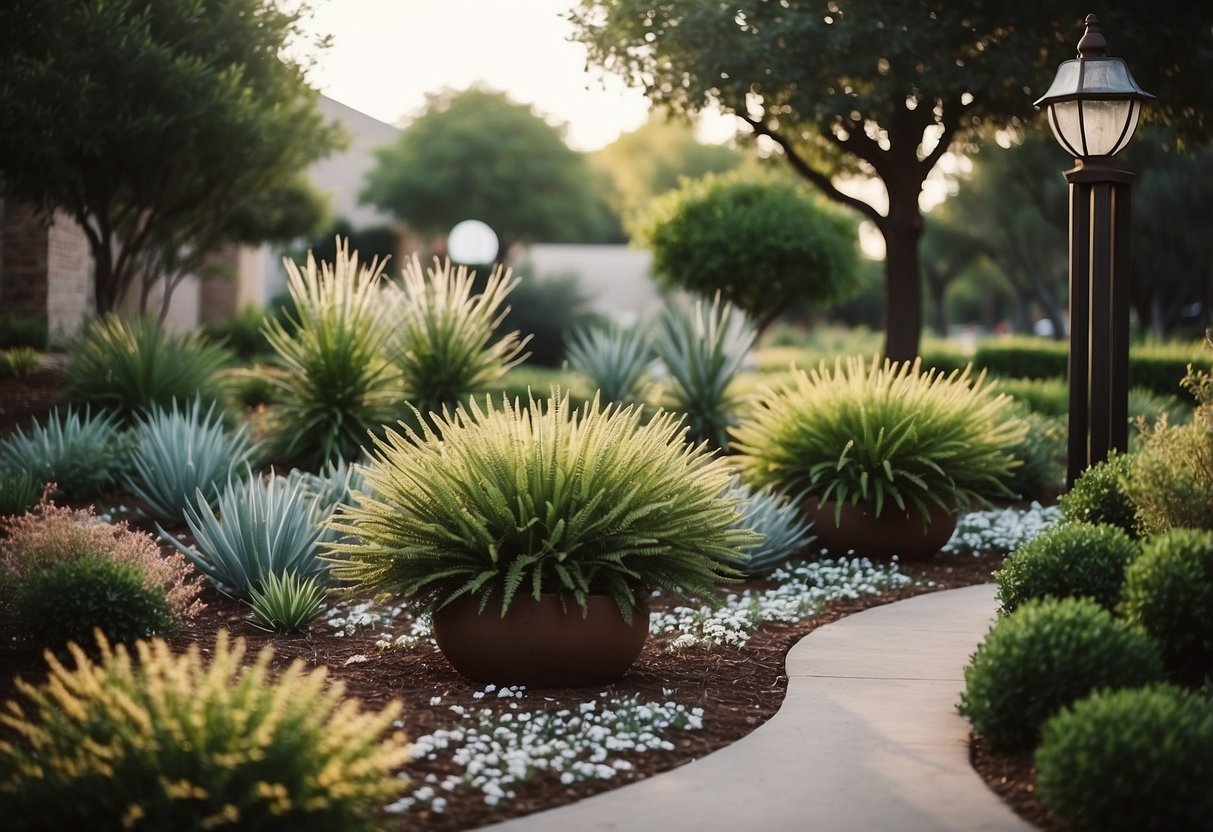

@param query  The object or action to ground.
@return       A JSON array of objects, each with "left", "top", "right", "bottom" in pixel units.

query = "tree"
[
  {"left": 0, "top": 0, "right": 342, "bottom": 316},
  {"left": 361, "top": 86, "right": 618, "bottom": 257},
  {"left": 571, "top": 2, "right": 1213, "bottom": 360},
  {"left": 636, "top": 172, "right": 859, "bottom": 333}
]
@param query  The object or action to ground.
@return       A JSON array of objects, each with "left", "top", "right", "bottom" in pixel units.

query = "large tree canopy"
[
  {"left": 571, "top": 1, "right": 1213, "bottom": 359},
  {"left": 0, "top": 0, "right": 341, "bottom": 316},
  {"left": 361, "top": 86, "right": 618, "bottom": 256}
]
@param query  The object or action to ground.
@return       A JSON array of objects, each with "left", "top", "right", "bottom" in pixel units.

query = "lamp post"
[{"left": 1034, "top": 13, "right": 1155, "bottom": 488}]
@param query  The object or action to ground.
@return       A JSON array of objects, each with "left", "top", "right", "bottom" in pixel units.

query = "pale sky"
[{"left": 300, "top": 0, "right": 738, "bottom": 151}]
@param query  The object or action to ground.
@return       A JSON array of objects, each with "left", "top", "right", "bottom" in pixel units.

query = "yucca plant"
[
  {"left": 653, "top": 294, "right": 755, "bottom": 451},
  {"left": 285, "top": 458, "right": 369, "bottom": 545},
  {"left": 726, "top": 477, "right": 816, "bottom": 575},
  {"left": 565, "top": 320, "right": 652, "bottom": 404},
  {"left": 124, "top": 397, "right": 258, "bottom": 522},
  {"left": 248, "top": 571, "right": 327, "bottom": 633},
  {"left": 0, "top": 468, "right": 39, "bottom": 518},
  {"left": 327, "top": 391, "right": 756, "bottom": 621},
  {"left": 0, "top": 407, "right": 127, "bottom": 501},
  {"left": 165, "top": 470, "right": 328, "bottom": 600},
  {"left": 0, "top": 347, "right": 40, "bottom": 378},
  {"left": 386, "top": 255, "right": 529, "bottom": 424},
  {"left": 262, "top": 239, "right": 400, "bottom": 469},
  {"left": 732, "top": 356, "right": 1026, "bottom": 523},
  {"left": 63, "top": 314, "right": 232, "bottom": 423}
]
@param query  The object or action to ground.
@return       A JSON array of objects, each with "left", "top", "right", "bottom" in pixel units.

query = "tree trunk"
[{"left": 881, "top": 189, "right": 925, "bottom": 363}]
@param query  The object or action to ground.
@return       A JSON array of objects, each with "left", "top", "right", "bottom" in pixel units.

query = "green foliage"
[
  {"left": 958, "top": 597, "right": 1165, "bottom": 753},
  {"left": 994, "top": 523, "right": 1139, "bottom": 613},
  {"left": 223, "top": 363, "right": 277, "bottom": 409},
  {"left": 653, "top": 296, "right": 755, "bottom": 451},
  {"left": 727, "top": 478, "right": 815, "bottom": 575},
  {"left": 0, "top": 632, "right": 409, "bottom": 831},
  {"left": 248, "top": 572, "right": 326, "bottom": 634},
  {"left": 202, "top": 302, "right": 274, "bottom": 361},
  {"left": 637, "top": 172, "right": 859, "bottom": 332},
  {"left": 0, "top": 469, "right": 39, "bottom": 518},
  {"left": 1127, "top": 417, "right": 1213, "bottom": 535},
  {"left": 262, "top": 240, "right": 399, "bottom": 469},
  {"left": 0, "top": 314, "right": 48, "bottom": 350},
  {"left": 14, "top": 556, "right": 175, "bottom": 648},
  {"left": 124, "top": 397, "right": 257, "bottom": 522},
  {"left": 166, "top": 470, "right": 327, "bottom": 601},
  {"left": 0, "top": 407, "right": 127, "bottom": 501},
  {"left": 1060, "top": 451, "right": 1138, "bottom": 535},
  {"left": 1036, "top": 684, "right": 1213, "bottom": 832},
  {"left": 63, "top": 315, "right": 232, "bottom": 423},
  {"left": 481, "top": 365, "right": 593, "bottom": 414},
  {"left": 362, "top": 85, "right": 616, "bottom": 248},
  {"left": 304, "top": 219, "right": 397, "bottom": 268},
  {"left": 566, "top": 321, "right": 652, "bottom": 405},
  {"left": 1120, "top": 529, "right": 1213, "bottom": 686},
  {"left": 1003, "top": 407, "right": 1066, "bottom": 503},
  {"left": 497, "top": 270, "right": 599, "bottom": 367},
  {"left": 327, "top": 392, "right": 755, "bottom": 622},
  {"left": 0, "top": 347, "right": 40, "bottom": 378},
  {"left": 387, "top": 255, "right": 528, "bottom": 423},
  {"left": 732, "top": 356, "right": 1025, "bottom": 519}
]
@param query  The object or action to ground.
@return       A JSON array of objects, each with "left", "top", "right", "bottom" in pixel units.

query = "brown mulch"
[{"left": 971, "top": 735, "right": 1053, "bottom": 830}]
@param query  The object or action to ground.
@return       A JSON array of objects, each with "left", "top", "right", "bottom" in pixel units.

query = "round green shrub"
[
  {"left": 1120, "top": 528, "right": 1213, "bottom": 686},
  {"left": 994, "top": 522, "right": 1138, "bottom": 613},
  {"left": 1036, "top": 684, "right": 1213, "bottom": 832},
  {"left": 14, "top": 557, "right": 175, "bottom": 648},
  {"left": 1059, "top": 451, "right": 1138, "bottom": 536},
  {"left": 0, "top": 632, "right": 409, "bottom": 831},
  {"left": 957, "top": 597, "right": 1165, "bottom": 752}
]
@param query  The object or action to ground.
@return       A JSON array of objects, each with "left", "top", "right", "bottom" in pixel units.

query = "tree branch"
[{"left": 919, "top": 97, "right": 965, "bottom": 177}]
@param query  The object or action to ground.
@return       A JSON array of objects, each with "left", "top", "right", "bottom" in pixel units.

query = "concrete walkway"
[{"left": 484, "top": 584, "right": 1035, "bottom": 832}]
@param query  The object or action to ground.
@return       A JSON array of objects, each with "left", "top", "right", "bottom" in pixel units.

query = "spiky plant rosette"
[
  {"left": 327, "top": 391, "right": 756, "bottom": 621},
  {"left": 731, "top": 355, "right": 1026, "bottom": 522},
  {"left": 565, "top": 320, "right": 652, "bottom": 404}
]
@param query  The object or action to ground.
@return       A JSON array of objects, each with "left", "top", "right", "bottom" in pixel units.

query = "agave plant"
[
  {"left": 326, "top": 391, "right": 756, "bottom": 621},
  {"left": 123, "top": 397, "right": 257, "bottom": 522},
  {"left": 63, "top": 314, "right": 232, "bottom": 423},
  {"left": 731, "top": 355, "right": 1027, "bottom": 522},
  {"left": 0, "top": 407, "right": 127, "bottom": 501},
  {"left": 262, "top": 239, "right": 400, "bottom": 469},
  {"left": 726, "top": 477, "right": 816, "bottom": 575},
  {"left": 285, "top": 457, "right": 370, "bottom": 545},
  {"left": 565, "top": 321, "right": 652, "bottom": 404},
  {"left": 0, "top": 467, "right": 40, "bottom": 517},
  {"left": 386, "top": 255, "right": 529, "bottom": 423},
  {"left": 164, "top": 469, "right": 328, "bottom": 600},
  {"left": 247, "top": 571, "right": 327, "bottom": 633},
  {"left": 653, "top": 294, "right": 755, "bottom": 451}
]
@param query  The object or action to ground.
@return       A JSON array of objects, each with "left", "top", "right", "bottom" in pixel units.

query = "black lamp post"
[{"left": 1034, "top": 13, "right": 1156, "bottom": 488}]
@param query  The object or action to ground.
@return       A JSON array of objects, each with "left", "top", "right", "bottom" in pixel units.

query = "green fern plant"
[
  {"left": 732, "top": 355, "right": 1026, "bottom": 521},
  {"left": 565, "top": 321, "right": 652, "bottom": 404},
  {"left": 327, "top": 391, "right": 755, "bottom": 622},
  {"left": 0, "top": 407, "right": 127, "bottom": 501},
  {"left": 248, "top": 571, "right": 327, "bottom": 633}
]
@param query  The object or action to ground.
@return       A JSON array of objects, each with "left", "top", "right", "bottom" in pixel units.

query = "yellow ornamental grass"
[{"left": 0, "top": 631, "right": 409, "bottom": 831}]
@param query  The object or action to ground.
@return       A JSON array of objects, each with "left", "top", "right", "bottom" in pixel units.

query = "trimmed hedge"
[{"left": 994, "top": 522, "right": 1138, "bottom": 613}]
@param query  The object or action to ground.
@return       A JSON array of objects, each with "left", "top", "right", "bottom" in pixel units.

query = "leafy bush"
[
  {"left": 0, "top": 632, "right": 409, "bottom": 831},
  {"left": 0, "top": 407, "right": 127, "bottom": 501},
  {"left": 63, "top": 314, "right": 232, "bottom": 423},
  {"left": 262, "top": 240, "right": 399, "bottom": 468},
  {"left": 653, "top": 295, "right": 755, "bottom": 451},
  {"left": 0, "top": 313, "right": 48, "bottom": 350},
  {"left": 0, "top": 347, "right": 40, "bottom": 378},
  {"left": 1120, "top": 528, "right": 1213, "bottom": 686},
  {"left": 386, "top": 255, "right": 529, "bottom": 424},
  {"left": 566, "top": 320, "right": 652, "bottom": 404},
  {"left": 1127, "top": 417, "right": 1213, "bottom": 534},
  {"left": 167, "top": 470, "right": 327, "bottom": 600},
  {"left": 733, "top": 356, "right": 1026, "bottom": 520},
  {"left": 328, "top": 392, "right": 755, "bottom": 622},
  {"left": 496, "top": 270, "right": 598, "bottom": 367},
  {"left": 1060, "top": 451, "right": 1138, "bottom": 535},
  {"left": 994, "top": 522, "right": 1138, "bottom": 613},
  {"left": 727, "top": 478, "right": 815, "bottom": 575},
  {"left": 0, "top": 469, "right": 39, "bottom": 518},
  {"left": 1036, "top": 684, "right": 1213, "bottom": 832},
  {"left": 202, "top": 301, "right": 274, "bottom": 360},
  {"left": 14, "top": 556, "right": 175, "bottom": 648},
  {"left": 957, "top": 596, "right": 1164, "bottom": 752},
  {"left": 996, "top": 376, "right": 1069, "bottom": 415},
  {"left": 1004, "top": 407, "right": 1066, "bottom": 503},
  {"left": 248, "top": 571, "right": 327, "bottom": 633},
  {"left": 124, "top": 397, "right": 257, "bottom": 522}
]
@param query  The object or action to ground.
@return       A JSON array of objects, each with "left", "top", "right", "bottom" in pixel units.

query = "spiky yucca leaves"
[
  {"left": 386, "top": 255, "right": 529, "bottom": 424},
  {"left": 0, "top": 632, "right": 408, "bottom": 831},
  {"left": 248, "top": 571, "right": 327, "bottom": 634},
  {"left": 63, "top": 314, "right": 232, "bottom": 423},
  {"left": 262, "top": 240, "right": 399, "bottom": 468},
  {"left": 565, "top": 320, "right": 652, "bottom": 404},
  {"left": 0, "top": 468, "right": 39, "bottom": 518},
  {"left": 653, "top": 295, "right": 755, "bottom": 451},
  {"left": 124, "top": 397, "right": 257, "bottom": 521},
  {"left": 327, "top": 392, "right": 755, "bottom": 621},
  {"left": 732, "top": 356, "right": 1026, "bottom": 521},
  {"left": 0, "top": 407, "right": 127, "bottom": 501}
]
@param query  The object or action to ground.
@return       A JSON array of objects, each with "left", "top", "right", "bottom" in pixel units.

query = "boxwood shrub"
[
  {"left": 1059, "top": 451, "right": 1138, "bottom": 536},
  {"left": 994, "top": 522, "right": 1138, "bottom": 613}
]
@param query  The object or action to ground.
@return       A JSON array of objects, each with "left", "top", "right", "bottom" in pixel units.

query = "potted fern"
[
  {"left": 326, "top": 391, "right": 755, "bottom": 687},
  {"left": 732, "top": 356, "right": 1026, "bottom": 559}
]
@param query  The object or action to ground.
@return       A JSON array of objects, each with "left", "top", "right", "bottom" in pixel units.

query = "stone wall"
[{"left": 0, "top": 201, "right": 92, "bottom": 338}]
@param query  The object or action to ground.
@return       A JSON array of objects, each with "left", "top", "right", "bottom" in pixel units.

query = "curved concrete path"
[{"left": 483, "top": 584, "right": 1034, "bottom": 832}]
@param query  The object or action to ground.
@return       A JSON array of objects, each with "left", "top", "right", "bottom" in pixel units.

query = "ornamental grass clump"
[
  {"left": 248, "top": 571, "right": 327, "bottom": 634},
  {"left": 262, "top": 239, "right": 399, "bottom": 468},
  {"left": 0, "top": 632, "right": 409, "bottom": 831},
  {"left": 0, "top": 406, "right": 127, "bottom": 501},
  {"left": 327, "top": 391, "right": 755, "bottom": 621},
  {"left": 994, "top": 522, "right": 1139, "bottom": 613},
  {"left": 732, "top": 356, "right": 1026, "bottom": 522}
]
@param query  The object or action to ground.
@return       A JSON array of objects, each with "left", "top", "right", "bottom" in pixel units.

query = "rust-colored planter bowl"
[
  {"left": 805, "top": 499, "right": 959, "bottom": 561},
  {"left": 431, "top": 593, "right": 650, "bottom": 689}
]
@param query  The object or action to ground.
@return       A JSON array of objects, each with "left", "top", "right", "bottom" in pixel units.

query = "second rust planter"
[
  {"left": 805, "top": 499, "right": 959, "bottom": 561},
  {"left": 432, "top": 592, "right": 650, "bottom": 689}
]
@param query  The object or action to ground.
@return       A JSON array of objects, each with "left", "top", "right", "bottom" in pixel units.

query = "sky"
[{"left": 300, "top": 0, "right": 737, "bottom": 152}]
